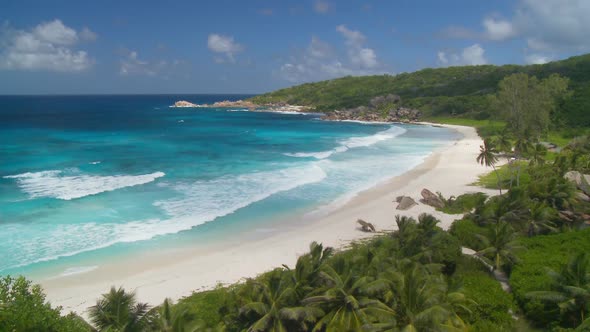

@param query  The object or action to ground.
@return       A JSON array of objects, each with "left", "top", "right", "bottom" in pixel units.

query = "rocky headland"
[
  {"left": 171, "top": 94, "right": 422, "bottom": 123},
  {"left": 321, "top": 94, "right": 421, "bottom": 123}
]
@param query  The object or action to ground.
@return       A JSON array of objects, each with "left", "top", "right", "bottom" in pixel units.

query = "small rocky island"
[
  {"left": 171, "top": 100, "right": 201, "bottom": 108},
  {"left": 321, "top": 94, "right": 421, "bottom": 122}
]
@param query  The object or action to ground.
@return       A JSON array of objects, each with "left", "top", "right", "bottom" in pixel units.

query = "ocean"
[{"left": 0, "top": 94, "right": 460, "bottom": 277}]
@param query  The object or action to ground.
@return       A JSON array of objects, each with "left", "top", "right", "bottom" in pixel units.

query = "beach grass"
[{"left": 474, "top": 161, "right": 530, "bottom": 189}]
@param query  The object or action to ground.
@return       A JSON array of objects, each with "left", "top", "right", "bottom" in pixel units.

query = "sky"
[{"left": 1, "top": 0, "right": 589, "bottom": 94}]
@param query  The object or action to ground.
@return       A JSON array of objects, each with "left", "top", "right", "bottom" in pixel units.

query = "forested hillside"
[{"left": 251, "top": 53, "right": 590, "bottom": 126}]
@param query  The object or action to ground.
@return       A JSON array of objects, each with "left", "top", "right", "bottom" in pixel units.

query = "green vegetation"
[
  {"left": 250, "top": 53, "right": 590, "bottom": 127},
  {"left": 437, "top": 192, "right": 488, "bottom": 214},
  {"left": 475, "top": 161, "right": 531, "bottom": 189},
  {"left": 454, "top": 257, "right": 516, "bottom": 330},
  {"left": 510, "top": 230, "right": 590, "bottom": 328},
  {"left": 0, "top": 276, "right": 92, "bottom": 332}
]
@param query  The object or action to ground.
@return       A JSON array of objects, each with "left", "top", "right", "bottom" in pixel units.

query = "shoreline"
[{"left": 38, "top": 123, "right": 495, "bottom": 316}]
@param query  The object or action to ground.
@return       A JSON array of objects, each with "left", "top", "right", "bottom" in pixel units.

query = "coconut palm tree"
[
  {"left": 394, "top": 215, "right": 418, "bottom": 248},
  {"left": 89, "top": 287, "right": 152, "bottom": 332},
  {"left": 495, "top": 131, "right": 513, "bottom": 155},
  {"left": 525, "top": 202, "right": 557, "bottom": 237},
  {"left": 527, "top": 253, "right": 590, "bottom": 327},
  {"left": 148, "top": 298, "right": 202, "bottom": 332},
  {"left": 239, "top": 269, "right": 321, "bottom": 332},
  {"left": 514, "top": 137, "right": 533, "bottom": 186},
  {"left": 302, "top": 258, "right": 396, "bottom": 331},
  {"left": 529, "top": 143, "right": 548, "bottom": 166},
  {"left": 476, "top": 222, "right": 523, "bottom": 271},
  {"left": 476, "top": 139, "right": 502, "bottom": 195},
  {"left": 283, "top": 241, "right": 333, "bottom": 301},
  {"left": 381, "top": 262, "right": 470, "bottom": 332}
]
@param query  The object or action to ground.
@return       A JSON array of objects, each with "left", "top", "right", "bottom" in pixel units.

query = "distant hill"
[{"left": 250, "top": 54, "right": 590, "bottom": 126}]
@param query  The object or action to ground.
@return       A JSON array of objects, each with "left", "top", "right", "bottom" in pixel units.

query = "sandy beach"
[{"left": 39, "top": 123, "right": 496, "bottom": 315}]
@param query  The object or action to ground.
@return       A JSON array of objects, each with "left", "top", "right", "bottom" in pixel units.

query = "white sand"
[{"left": 38, "top": 123, "right": 496, "bottom": 315}]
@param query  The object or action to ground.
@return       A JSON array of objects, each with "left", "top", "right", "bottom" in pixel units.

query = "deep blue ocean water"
[{"left": 0, "top": 95, "right": 460, "bottom": 276}]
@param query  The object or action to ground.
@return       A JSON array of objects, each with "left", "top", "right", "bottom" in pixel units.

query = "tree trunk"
[
  {"left": 517, "top": 163, "right": 521, "bottom": 187},
  {"left": 492, "top": 164, "right": 503, "bottom": 195}
]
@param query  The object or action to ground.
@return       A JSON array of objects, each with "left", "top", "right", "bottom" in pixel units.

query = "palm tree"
[
  {"left": 394, "top": 215, "right": 418, "bottom": 248},
  {"left": 148, "top": 298, "right": 202, "bottom": 332},
  {"left": 526, "top": 202, "right": 557, "bottom": 237},
  {"left": 89, "top": 287, "right": 152, "bottom": 332},
  {"left": 476, "top": 222, "right": 523, "bottom": 271},
  {"left": 382, "top": 262, "right": 470, "bottom": 331},
  {"left": 514, "top": 137, "right": 533, "bottom": 186},
  {"left": 302, "top": 258, "right": 395, "bottom": 331},
  {"left": 527, "top": 253, "right": 590, "bottom": 327},
  {"left": 529, "top": 143, "right": 548, "bottom": 166},
  {"left": 494, "top": 131, "right": 513, "bottom": 155},
  {"left": 283, "top": 242, "right": 333, "bottom": 301},
  {"left": 239, "top": 269, "right": 321, "bottom": 332},
  {"left": 476, "top": 139, "right": 502, "bottom": 195}
]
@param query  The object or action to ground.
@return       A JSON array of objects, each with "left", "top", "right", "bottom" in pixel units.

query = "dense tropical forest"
[
  {"left": 250, "top": 53, "right": 590, "bottom": 127},
  {"left": 2, "top": 64, "right": 590, "bottom": 331}
]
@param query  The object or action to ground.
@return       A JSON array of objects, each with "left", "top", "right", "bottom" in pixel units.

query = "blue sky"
[{"left": 1, "top": 0, "right": 589, "bottom": 94}]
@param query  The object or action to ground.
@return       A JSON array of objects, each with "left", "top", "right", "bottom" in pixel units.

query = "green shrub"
[
  {"left": 454, "top": 257, "right": 516, "bottom": 330},
  {"left": 0, "top": 276, "right": 92, "bottom": 332},
  {"left": 439, "top": 192, "right": 488, "bottom": 214},
  {"left": 449, "top": 218, "right": 488, "bottom": 251},
  {"left": 510, "top": 229, "right": 590, "bottom": 326},
  {"left": 178, "top": 286, "right": 232, "bottom": 328}
]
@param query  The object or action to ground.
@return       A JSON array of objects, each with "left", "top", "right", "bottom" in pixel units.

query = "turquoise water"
[{"left": 0, "top": 95, "right": 460, "bottom": 276}]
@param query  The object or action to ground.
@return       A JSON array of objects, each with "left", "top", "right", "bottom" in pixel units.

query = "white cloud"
[
  {"left": 524, "top": 54, "right": 551, "bottom": 65},
  {"left": 351, "top": 48, "right": 377, "bottom": 68},
  {"left": 336, "top": 25, "right": 366, "bottom": 47},
  {"left": 79, "top": 27, "right": 98, "bottom": 41},
  {"left": 437, "top": 51, "right": 448, "bottom": 65},
  {"left": 308, "top": 36, "right": 332, "bottom": 58},
  {"left": 462, "top": 44, "right": 487, "bottom": 65},
  {"left": 444, "top": 0, "right": 590, "bottom": 53},
  {"left": 514, "top": 0, "right": 590, "bottom": 51},
  {"left": 483, "top": 18, "right": 515, "bottom": 41},
  {"left": 278, "top": 32, "right": 388, "bottom": 83},
  {"left": 0, "top": 19, "right": 94, "bottom": 72},
  {"left": 437, "top": 44, "right": 487, "bottom": 67},
  {"left": 33, "top": 20, "right": 78, "bottom": 45},
  {"left": 336, "top": 25, "right": 379, "bottom": 69},
  {"left": 207, "top": 33, "right": 243, "bottom": 63},
  {"left": 313, "top": 1, "right": 330, "bottom": 13},
  {"left": 119, "top": 50, "right": 183, "bottom": 77}
]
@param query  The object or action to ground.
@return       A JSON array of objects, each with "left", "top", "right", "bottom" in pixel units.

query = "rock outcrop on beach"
[
  {"left": 395, "top": 196, "right": 418, "bottom": 210},
  {"left": 321, "top": 94, "right": 421, "bottom": 123},
  {"left": 420, "top": 188, "right": 445, "bottom": 209},
  {"left": 357, "top": 219, "right": 376, "bottom": 232},
  {"left": 564, "top": 171, "right": 590, "bottom": 195}
]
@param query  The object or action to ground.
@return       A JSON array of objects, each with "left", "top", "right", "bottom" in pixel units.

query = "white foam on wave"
[
  {"left": 306, "top": 152, "right": 429, "bottom": 218},
  {"left": 227, "top": 109, "right": 249, "bottom": 112},
  {"left": 338, "top": 119, "right": 392, "bottom": 125},
  {"left": 155, "top": 163, "right": 326, "bottom": 220},
  {"left": 284, "top": 126, "right": 406, "bottom": 160},
  {"left": 0, "top": 164, "right": 327, "bottom": 272},
  {"left": 4, "top": 170, "right": 165, "bottom": 200},
  {"left": 273, "top": 110, "right": 306, "bottom": 115},
  {"left": 89, "top": 161, "right": 101, "bottom": 165},
  {"left": 58, "top": 266, "right": 98, "bottom": 277}
]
